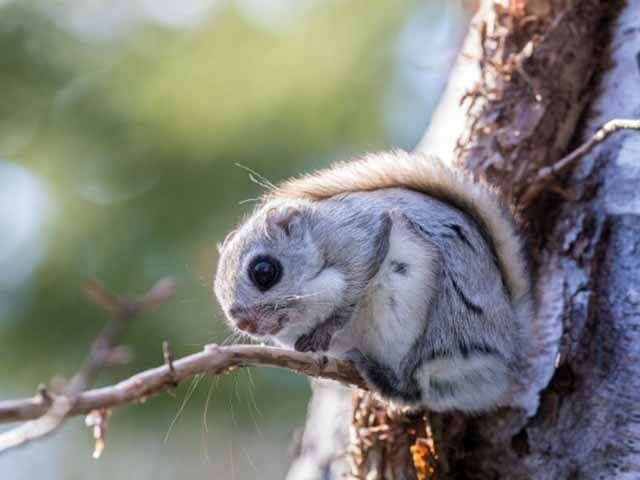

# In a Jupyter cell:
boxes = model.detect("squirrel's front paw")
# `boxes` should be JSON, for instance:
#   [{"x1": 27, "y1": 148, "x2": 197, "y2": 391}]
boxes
[
  {"x1": 294, "y1": 329, "x2": 332, "y2": 353},
  {"x1": 294, "y1": 333, "x2": 314, "y2": 352}
]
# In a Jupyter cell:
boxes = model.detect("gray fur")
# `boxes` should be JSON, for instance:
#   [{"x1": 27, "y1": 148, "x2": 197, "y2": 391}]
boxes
[{"x1": 215, "y1": 187, "x2": 526, "y2": 413}]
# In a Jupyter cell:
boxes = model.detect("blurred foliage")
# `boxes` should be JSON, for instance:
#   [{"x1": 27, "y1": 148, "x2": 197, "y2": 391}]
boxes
[{"x1": 0, "y1": 0, "x2": 420, "y2": 428}]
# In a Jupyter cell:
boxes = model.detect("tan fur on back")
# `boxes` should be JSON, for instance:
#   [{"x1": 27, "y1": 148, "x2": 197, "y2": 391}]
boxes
[{"x1": 269, "y1": 150, "x2": 528, "y2": 302}]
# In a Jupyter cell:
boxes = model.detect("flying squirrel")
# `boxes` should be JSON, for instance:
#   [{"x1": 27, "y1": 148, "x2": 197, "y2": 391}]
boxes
[{"x1": 214, "y1": 151, "x2": 559, "y2": 415}]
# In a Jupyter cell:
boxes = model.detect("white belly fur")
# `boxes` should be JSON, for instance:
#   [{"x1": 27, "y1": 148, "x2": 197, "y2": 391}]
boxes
[{"x1": 331, "y1": 212, "x2": 438, "y2": 370}]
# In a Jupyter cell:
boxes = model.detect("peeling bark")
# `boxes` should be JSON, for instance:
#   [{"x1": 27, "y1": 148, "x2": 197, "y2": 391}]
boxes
[{"x1": 288, "y1": 0, "x2": 640, "y2": 478}]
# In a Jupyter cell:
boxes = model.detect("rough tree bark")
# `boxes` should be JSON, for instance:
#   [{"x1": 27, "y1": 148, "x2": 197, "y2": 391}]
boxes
[{"x1": 287, "y1": 1, "x2": 640, "y2": 479}]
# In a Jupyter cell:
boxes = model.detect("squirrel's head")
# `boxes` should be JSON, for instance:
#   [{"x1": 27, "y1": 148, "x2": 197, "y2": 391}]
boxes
[{"x1": 214, "y1": 198, "x2": 346, "y2": 346}]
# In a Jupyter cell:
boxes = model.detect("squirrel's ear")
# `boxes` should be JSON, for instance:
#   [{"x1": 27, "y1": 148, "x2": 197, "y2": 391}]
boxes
[{"x1": 266, "y1": 205, "x2": 304, "y2": 239}]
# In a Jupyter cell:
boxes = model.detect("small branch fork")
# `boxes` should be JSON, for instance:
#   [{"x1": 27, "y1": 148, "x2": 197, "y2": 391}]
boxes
[
  {"x1": 0, "y1": 277, "x2": 177, "y2": 453},
  {"x1": 0, "y1": 278, "x2": 365, "y2": 456},
  {"x1": 518, "y1": 118, "x2": 640, "y2": 206}
]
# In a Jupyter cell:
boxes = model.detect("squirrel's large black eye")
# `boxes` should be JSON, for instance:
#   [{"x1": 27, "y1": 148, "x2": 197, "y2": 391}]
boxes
[{"x1": 248, "y1": 256, "x2": 282, "y2": 291}]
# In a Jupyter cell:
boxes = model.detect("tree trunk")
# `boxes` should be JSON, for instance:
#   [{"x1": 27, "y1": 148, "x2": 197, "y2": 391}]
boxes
[{"x1": 287, "y1": 1, "x2": 640, "y2": 478}]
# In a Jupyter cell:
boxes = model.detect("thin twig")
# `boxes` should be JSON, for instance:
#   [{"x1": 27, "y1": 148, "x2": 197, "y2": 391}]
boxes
[
  {"x1": 0, "y1": 277, "x2": 175, "y2": 452},
  {"x1": 519, "y1": 118, "x2": 640, "y2": 206},
  {"x1": 163, "y1": 341, "x2": 178, "y2": 387},
  {"x1": 0, "y1": 345, "x2": 365, "y2": 426}
]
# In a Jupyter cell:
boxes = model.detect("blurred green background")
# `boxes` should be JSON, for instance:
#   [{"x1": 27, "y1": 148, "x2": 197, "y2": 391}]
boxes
[{"x1": 0, "y1": 0, "x2": 468, "y2": 478}]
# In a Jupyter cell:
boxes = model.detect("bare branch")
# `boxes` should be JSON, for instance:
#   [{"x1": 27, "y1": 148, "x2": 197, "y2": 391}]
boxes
[
  {"x1": 0, "y1": 275, "x2": 364, "y2": 456},
  {"x1": 0, "y1": 345, "x2": 365, "y2": 424},
  {"x1": 0, "y1": 277, "x2": 175, "y2": 452},
  {"x1": 519, "y1": 118, "x2": 640, "y2": 206}
]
